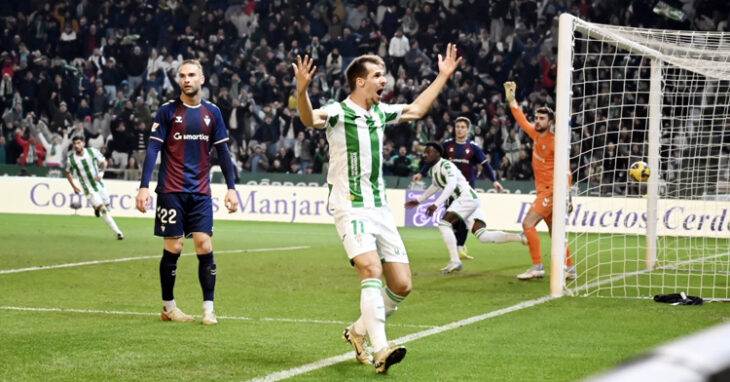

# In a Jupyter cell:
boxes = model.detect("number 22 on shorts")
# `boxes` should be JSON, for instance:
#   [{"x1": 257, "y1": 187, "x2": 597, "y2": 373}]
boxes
[{"x1": 157, "y1": 206, "x2": 178, "y2": 224}]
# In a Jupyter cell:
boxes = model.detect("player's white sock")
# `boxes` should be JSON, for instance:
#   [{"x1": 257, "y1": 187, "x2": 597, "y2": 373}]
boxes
[
  {"x1": 360, "y1": 278, "x2": 387, "y2": 352},
  {"x1": 163, "y1": 300, "x2": 177, "y2": 311},
  {"x1": 474, "y1": 228, "x2": 522, "y2": 243},
  {"x1": 353, "y1": 285, "x2": 403, "y2": 334},
  {"x1": 101, "y1": 208, "x2": 122, "y2": 235},
  {"x1": 382, "y1": 286, "x2": 405, "y2": 317},
  {"x1": 457, "y1": 245, "x2": 464, "y2": 252},
  {"x1": 202, "y1": 300, "x2": 214, "y2": 312},
  {"x1": 438, "y1": 220, "x2": 460, "y2": 263},
  {"x1": 352, "y1": 317, "x2": 367, "y2": 336}
]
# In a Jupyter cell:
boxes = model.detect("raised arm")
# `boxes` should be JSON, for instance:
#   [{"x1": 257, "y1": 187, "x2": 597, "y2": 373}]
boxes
[
  {"x1": 504, "y1": 81, "x2": 537, "y2": 139},
  {"x1": 400, "y1": 43, "x2": 463, "y2": 121},
  {"x1": 292, "y1": 55, "x2": 328, "y2": 129}
]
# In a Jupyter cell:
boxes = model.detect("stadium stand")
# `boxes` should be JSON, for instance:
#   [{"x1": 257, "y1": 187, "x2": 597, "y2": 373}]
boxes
[{"x1": 0, "y1": 0, "x2": 726, "y2": 184}]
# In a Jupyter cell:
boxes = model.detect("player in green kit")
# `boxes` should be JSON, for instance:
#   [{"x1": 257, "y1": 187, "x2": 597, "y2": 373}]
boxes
[
  {"x1": 65, "y1": 136, "x2": 124, "y2": 239},
  {"x1": 292, "y1": 43, "x2": 462, "y2": 373}
]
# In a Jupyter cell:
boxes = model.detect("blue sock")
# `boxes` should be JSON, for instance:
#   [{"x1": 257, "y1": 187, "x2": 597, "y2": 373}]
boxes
[
  {"x1": 160, "y1": 250, "x2": 180, "y2": 301},
  {"x1": 197, "y1": 252, "x2": 216, "y2": 301}
]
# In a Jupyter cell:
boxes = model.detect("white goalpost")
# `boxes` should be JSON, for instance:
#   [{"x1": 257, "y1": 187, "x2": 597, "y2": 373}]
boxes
[{"x1": 552, "y1": 13, "x2": 730, "y2": 299}]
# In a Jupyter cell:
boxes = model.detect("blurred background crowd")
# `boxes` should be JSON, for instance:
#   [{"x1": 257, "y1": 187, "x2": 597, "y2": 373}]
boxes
[{"x1": 0, "y1": 0, "x2": 726, "y2": 185}]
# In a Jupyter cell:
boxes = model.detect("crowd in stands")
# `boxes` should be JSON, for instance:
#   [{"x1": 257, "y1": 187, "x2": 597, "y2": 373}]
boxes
[{"x1": 0, "y1": 0, "x2": 726, "y2": 187}]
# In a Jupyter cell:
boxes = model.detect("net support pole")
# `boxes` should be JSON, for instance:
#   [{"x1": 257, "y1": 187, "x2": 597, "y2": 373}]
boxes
[
  {"x1": 646, "y1": 59, "x2": 662, "y2": 270},
  {"x1": 550, "y1": 13, "x2": 575, "y2": 297}
]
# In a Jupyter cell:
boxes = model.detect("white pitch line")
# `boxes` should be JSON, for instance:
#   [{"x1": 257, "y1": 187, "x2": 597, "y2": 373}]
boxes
[
  {"x1": 247, "y1": 250, "x2": 730, "y2": 381},
  {"x1": 0, "y1": 306, "x2": 435, "y2": 329},
  {"x1": 246, "y1": 295, "x2": 556, "y2": 382},
  {"x1": 0, "y1": 246, "x2": 310, "y2": 275},
  {"x1": 566, "y1": 251, "x2": 730, "y2": 296},
  {"x1": 248, "y1": 249, "x2": 730, "y2": 382}
]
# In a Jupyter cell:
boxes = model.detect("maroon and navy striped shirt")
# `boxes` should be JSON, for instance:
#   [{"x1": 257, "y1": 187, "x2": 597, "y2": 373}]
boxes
[{"x1": 149, "y1": 98, "x2": 229, "y2": 195}]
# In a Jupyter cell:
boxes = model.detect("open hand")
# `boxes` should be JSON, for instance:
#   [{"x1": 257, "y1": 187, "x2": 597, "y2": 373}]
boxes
[
  {"x1": 292, "y1": 55, "x2": 317, "y2": 95},
  {"x1": 437, "y1": 43, "x2": 463, "y2": 78},
  {"x1": 504, "y1": 81, "x2": 516, "y2": 103}
]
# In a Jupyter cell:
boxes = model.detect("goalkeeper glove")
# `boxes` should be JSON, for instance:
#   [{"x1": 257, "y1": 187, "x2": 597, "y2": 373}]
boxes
[{"x1": 504, "y1": 81, "x2": 516, "y2": 103}]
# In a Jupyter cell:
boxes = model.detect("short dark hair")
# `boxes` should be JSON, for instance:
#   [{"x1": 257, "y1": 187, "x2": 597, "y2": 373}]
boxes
[
  {"x1": 345, "y1": 55, "x2": 385, "y2": 90},
  {"x1": 536, "y1": 106, "x2": 554, "y2": 121},
  {"x1": 72, "y1": 135, "x2": 84, "y2": 142},
  {"x1": 425, "y1": 141, "x2": 443, "y2": 157}
]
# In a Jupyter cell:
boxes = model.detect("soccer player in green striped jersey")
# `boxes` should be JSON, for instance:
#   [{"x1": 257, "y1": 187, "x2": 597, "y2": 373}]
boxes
[
  {"x1": 65, "y1": 136, "x2": 124, "y2": 239},
  {"x1": 405, "y1": 143, "x2": 524, "y2": 273},
  {"x1": 293, "y1": 44, "x2": 462, "y2": 374}
]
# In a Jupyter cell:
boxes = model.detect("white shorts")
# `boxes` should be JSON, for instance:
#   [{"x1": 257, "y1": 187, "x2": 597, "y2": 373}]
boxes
[
  {"x1": 334, "y1": 206, "x2": 409, "y2": 264},
  {"x1": 85, "y1": 187, "x2": 110, "y2": 208},
  {"x1": 447, "y1": 198, "x2": 486, "y2": 230}
]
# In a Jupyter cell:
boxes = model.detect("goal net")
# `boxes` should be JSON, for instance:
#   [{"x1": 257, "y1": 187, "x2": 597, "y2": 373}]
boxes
[{"x1": 552, "y1": 14, "x2": 730, "y2": 300}]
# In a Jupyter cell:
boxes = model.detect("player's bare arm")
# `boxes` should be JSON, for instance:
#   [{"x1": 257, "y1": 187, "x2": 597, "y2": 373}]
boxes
[
  {"x1": 404, "y1": 200, "x2": 420, "y2": 209},
  {"x1": 66, "y1": 172, "x2": 80, "y2": 194},
  {"x1": 401, "y1": 43, "x2": 463, "y2": 121},
  {"x1": 406, "y1": 198, "x2": 437, "y2": 216},
  {"x1": 95, "y1": 160, "x2": 107, "y2": 181},
  {"x1": 136, "y1": 187, "x2": 150, "y2": 213},
  {"x1": 425, "y1": 204, "x2": 438, "y2": 216},
  {"x1": 292, "y1": 55, "x2": 327, "y2": 128}
]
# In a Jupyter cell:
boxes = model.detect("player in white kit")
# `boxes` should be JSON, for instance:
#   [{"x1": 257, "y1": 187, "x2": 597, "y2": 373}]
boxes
[
  {"x1": 65, "y1": 136, "x2": 124, "y2": 239},
  {"x1": 293, "y1": 44, "x2": 462, "y2": 374},
  {"x1": 406, "y1": 143, "x2": 525, "y2": 273}
]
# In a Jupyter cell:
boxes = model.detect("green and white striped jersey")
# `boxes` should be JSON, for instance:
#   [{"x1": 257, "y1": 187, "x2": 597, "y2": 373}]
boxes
[
  {"x1": 419, "y1": 158, "x2": 478, "y2": 206},
  {"x1": 65, "y1": 148, "x2": 106, "y2": 194},
  {"x1": 321, "y1": 98, "x2": 404, "y2": 210}
]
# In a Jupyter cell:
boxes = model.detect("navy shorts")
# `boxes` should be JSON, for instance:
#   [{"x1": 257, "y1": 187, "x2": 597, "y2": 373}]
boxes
[{"x1": 155, "y1": 193, "x2": 213, "y2": 238}]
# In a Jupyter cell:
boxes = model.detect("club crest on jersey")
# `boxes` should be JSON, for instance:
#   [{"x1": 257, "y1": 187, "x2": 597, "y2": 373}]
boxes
[
  {"x1": 204, "y1": 115, "x2": 211, "y2": 127},
  {"x1": 174, "y1": 116, "x2": 183, "y2": 124},
  {"x1": 542, "y1": 145, "x2": 546, "y2": 150},
  {"x1": 465, "y1": 148, "x2": 471, "y2": 154}
]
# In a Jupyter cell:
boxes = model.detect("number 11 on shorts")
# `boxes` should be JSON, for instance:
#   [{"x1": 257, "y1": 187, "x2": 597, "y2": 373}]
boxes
[{"x1": 351, "y1": 220, "x2": 364, "y2": 235}]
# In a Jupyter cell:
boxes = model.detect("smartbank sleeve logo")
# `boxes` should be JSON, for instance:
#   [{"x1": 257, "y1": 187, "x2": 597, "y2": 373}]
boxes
[{"x1": 173, "y1": 132, "x2": 209, "y2": 141}]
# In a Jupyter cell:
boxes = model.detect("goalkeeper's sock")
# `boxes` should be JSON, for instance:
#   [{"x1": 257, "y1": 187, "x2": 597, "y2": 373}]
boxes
[
  {"x1": 197, "y1": 252, "x2": 216, "y2": 301},
  {"x1": 524, "y1": 227, "x2": 542, "y2": 265},
  {"x1": 566, "y1": 245, "x2": 574, "y2": 267},
  {"x1": 160, "y1": 250, "x2": 180, "y2": 301},
  {"x1": 438, "y1": 220, "x2": 460, "y2": 263}
]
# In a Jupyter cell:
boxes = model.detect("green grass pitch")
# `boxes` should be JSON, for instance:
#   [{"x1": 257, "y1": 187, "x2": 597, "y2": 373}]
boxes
[{"x1": 1, "y1": 213, "x2": 728, "y2": 381}]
